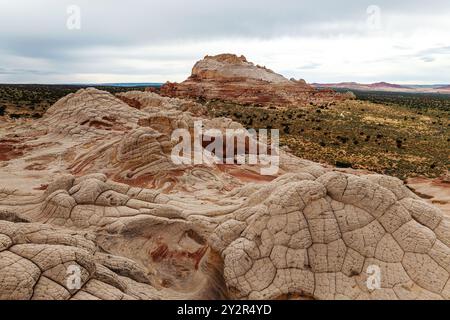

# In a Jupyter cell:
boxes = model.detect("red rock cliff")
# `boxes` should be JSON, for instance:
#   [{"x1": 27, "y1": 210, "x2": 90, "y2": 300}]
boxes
[{"x1": 161, "y1": 54, "x2": 350, "y2": 107}]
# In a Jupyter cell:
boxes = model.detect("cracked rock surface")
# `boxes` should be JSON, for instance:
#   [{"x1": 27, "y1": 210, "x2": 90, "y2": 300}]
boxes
[{"x1": 0, "y1": 88, "x2": 449, "y2": 300}]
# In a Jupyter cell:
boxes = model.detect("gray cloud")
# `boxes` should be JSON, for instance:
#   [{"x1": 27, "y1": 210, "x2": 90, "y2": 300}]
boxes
[
  {"x1": 295, "y1": 63, "x2": 322, "y2": 70},
  {"x1": 2, "y1": 0, "x2": 448, "y2": 43},
  {"x1": 0, "y1": 0, "x2": 449, "y2": 83},
  {"x1": 419, "y1": 46, "x2": 450, "y2": 56},
  {"x1": 420, "y1": 57, "x2": 435, "y2": 63},
  {"x1": 0, "y1": 68, "x2": 58, "y2": 75}
]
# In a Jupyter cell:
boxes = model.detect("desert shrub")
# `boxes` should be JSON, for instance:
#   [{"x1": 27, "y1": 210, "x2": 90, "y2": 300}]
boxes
[
  {"x1": 336, "y1": 136, "x2": 349, "y2": 144},
  {"x1": 0, "y1": 105, "x2": 5, "y2": 116},
  {"x1": 336, "y1": 161, "x2": 352, "y2": 168}
]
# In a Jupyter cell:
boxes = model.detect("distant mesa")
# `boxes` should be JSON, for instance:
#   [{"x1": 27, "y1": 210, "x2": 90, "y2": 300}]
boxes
[
  {"x1": 369, "y1": 82, "x2": 407, "y2": 89},
  {"x1": 313, "y1": 82, "x2": 408, "y2": 90},
  {"x1": 161, "y1": 53, "x2": 352, "y2": 107},
  {"x1": 313, "y1": 82, "x2": 450, "y2": 94},
  {"x1": 189, "y1": 53, "x2": 289, "y2": 84}
]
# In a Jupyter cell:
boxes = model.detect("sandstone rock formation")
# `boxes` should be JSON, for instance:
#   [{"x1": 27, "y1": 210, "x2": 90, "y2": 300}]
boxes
[
  {"x1": 1, "y1": 88, "x2": 450, "y2": 300},
  {"x1": 161, "y1": 54, "x2": 350, "y2": 107},
  {"x1": 407, "y1": 176, "x2": 450, "y2": 214}
]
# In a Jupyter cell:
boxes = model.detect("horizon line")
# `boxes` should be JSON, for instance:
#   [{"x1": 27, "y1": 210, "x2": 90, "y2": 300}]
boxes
[{"x1": 0, "y1": 81, "x2": 449, "y2": 86}]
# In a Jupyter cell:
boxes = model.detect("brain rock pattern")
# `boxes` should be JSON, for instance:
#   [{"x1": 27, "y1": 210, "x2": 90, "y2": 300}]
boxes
[
  {"x1": 211, "y1": 173, "x2": 450, "y2": 300},
  {"x1": 0, "y1": 88, "x2": 449, "y2": 300}
]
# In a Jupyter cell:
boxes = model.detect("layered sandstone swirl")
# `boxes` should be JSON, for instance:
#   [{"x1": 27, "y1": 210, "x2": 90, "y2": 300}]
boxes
[{"x1": 0, "y1": 55, "x2": 449, "y2": 300}]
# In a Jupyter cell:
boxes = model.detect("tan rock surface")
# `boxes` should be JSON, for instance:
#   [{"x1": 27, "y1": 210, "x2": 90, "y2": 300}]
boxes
[
  {"x1": 0, "y1": 88, "x2": 449, "y2": 300},
  {"x1": 407, "y1": 176, "x2": 450, "y2": 215}
]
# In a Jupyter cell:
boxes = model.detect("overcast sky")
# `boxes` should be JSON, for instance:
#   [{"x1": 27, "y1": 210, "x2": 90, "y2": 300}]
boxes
[{"x1": 1, "y1": 0, "x2": 449, "y2": 84}]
